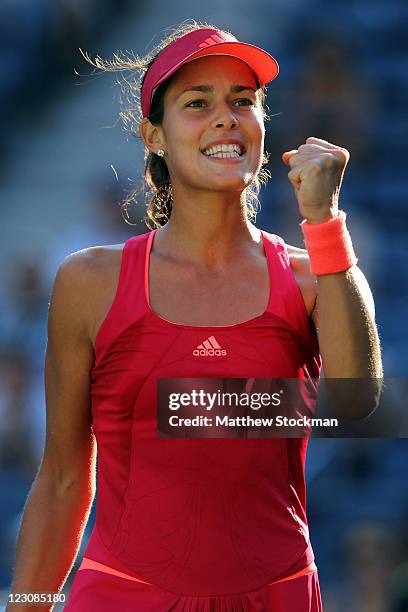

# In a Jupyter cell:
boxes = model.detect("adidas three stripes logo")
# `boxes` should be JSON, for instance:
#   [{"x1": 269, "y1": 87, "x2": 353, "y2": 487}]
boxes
[
  {"x1": 198, "y1": 34, "x2": 226, "y2": 48},
  {"x1": 193, "y1": 335, "x2": 227, "y2": 357}
]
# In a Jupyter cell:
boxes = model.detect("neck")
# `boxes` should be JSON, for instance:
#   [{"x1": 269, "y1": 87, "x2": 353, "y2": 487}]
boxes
[{"x1": 154, "y1": 186, "x2": 261, "y2": 268}]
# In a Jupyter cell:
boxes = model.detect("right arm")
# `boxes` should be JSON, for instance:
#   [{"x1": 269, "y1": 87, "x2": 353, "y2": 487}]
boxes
[{"x1": 6, "y1": 251, "x2": 98, "y2": 611}]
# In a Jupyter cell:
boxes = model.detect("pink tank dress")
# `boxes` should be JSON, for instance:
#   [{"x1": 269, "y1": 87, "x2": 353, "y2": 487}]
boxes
[{"x1": 64, "y1": 229, "x2": 323, "y2": 611}]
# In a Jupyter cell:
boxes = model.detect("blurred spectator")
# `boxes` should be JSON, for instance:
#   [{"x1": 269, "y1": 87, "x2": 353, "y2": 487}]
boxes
[
  {"x1": 43, "y1": 174, "x2": 144, "y2": 286},
  {"x1": 260, "y1": 29, "x2": 380, "y2": 243},
  {"x1": 0, "y1": 0, "x2": 134, "y2": 163},
  {"x1": 342, "y1": 522, "x2": 395, "y2": 612},
  {"x1": 390, "y1": 558, "x2": 408, "y2": 611},
  {"x1": 0, "y1": 253, "x2": 48, "y2": 374},
  {"x1": 271, "y1": 31, "x2": 379, "y2": 166},
  {"x1": 0, "y1": 348, "x2": 39, "y2": 479},
  {"x1": 389, "y1": 499, "x2": 408, "y2": 609},
  {"x1": 0, "y1": 1, "x2": 54, "y2": 109},
  {"x1": 321, "y1": 521, "x2": 397, "y2": 612}
]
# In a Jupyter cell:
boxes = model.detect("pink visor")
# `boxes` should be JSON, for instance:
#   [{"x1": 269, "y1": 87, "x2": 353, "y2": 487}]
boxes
[{"x1": 141, "y1": 28, "x2": 279, "y2": 117}]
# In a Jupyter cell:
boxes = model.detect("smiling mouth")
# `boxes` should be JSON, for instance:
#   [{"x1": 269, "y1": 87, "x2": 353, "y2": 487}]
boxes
[{"x1": 202, "y1": 143, "x2": 246, "y2": 159}]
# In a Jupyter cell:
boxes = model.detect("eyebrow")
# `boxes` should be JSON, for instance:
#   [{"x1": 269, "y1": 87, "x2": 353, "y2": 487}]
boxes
[{"x1": 177, "y1": 84, "x2": 257, "y2": 98}]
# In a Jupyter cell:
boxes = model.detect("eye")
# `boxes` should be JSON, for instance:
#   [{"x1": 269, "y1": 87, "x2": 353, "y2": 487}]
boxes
[
  {"x1": 185, "y1": 99, "x2": 206, "y2": 108},
  {"x1": 234, "y1": 98, "x2": 256, "y2": 107}
]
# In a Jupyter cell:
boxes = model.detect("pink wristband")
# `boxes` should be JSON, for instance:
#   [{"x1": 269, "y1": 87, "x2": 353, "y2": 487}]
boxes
[{"x1": 300, "y1": 210, "x2": 358, "y2": 275}]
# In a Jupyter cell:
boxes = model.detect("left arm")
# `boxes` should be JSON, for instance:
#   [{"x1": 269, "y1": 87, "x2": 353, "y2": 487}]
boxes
[
  {"x1": 311, "y1": 265, "x2": 382, "y2": 379},
  {"x1": 312, "y1": 266, "x2": 383, "y2": 418},
  {"x1": 284, "y1": 137, "x2": 383, "y2": 417},
  {"x1": 292, "y1": 252, "x2": 382, "y2": 380}
]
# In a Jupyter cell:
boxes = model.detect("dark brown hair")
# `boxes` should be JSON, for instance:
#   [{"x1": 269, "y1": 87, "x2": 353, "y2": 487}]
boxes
[{"x1": 81, "y1": 20, "x2": 270, "y2": 229}]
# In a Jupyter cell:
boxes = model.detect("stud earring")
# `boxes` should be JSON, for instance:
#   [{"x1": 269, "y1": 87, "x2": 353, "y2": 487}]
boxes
[{"x1": 156, "y1": 149, "x2": 165, "y2": 157}]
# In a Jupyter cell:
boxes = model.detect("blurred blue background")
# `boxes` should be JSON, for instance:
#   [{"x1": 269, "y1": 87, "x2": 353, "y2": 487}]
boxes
[{"x1": 0, "y1": 1, "x2": 407, "y2": 610}]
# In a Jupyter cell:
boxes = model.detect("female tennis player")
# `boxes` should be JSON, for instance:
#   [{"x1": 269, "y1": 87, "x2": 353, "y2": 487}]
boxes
[{"x1": 7, "y1": 22, "x2": 382, "y2": 612}]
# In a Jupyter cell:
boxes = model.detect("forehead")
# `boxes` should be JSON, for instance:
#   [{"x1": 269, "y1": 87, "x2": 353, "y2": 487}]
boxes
[{"x1": 168, "y1": 55, "x2": 259, "y2": 91}]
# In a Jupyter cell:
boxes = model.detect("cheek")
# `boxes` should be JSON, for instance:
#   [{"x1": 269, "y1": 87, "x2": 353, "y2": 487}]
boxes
[
  {"x1": 166, "y1": 122, "x2": 203, "y2": 161},
  {"x1": 166, "y1": 135, "x2": 202, "y2": 182},
  {"x1": 245, "y1": 113, "x2": 264, "y2": 147},
  {"x1": 162, "y1": 118, "x2": 198, "y2": 174},
  {"x1": 250, "y1": 128, "x2": 265, "y2": 165}
]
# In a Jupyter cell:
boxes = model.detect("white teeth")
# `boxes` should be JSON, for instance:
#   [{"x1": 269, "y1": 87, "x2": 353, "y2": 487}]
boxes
[
  {"x1": 203, "y1": 143, "x2": 243, "y2": 156},
  {"x1": 207, "y1": 151, "x2": 240, "y2": 159}
]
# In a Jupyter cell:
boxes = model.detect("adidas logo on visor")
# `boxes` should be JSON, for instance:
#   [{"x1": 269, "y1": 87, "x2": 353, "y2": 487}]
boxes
[
  {"x1": 198, "y1": 34, "x2": 226, "y2": 48},
  {"x1": 193, "y1": 335, "x2": 227, "y2": 357}
]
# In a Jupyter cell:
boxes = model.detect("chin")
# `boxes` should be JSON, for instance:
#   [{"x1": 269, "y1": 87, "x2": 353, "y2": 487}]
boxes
[{"x1": 206, "y1": 171, "x2": 255, "y2": 191}]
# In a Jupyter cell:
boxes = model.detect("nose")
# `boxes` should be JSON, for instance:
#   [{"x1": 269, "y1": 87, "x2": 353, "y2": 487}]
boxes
[{"x1": 211, "y1": 103, "x2": 239, "y2": 130}]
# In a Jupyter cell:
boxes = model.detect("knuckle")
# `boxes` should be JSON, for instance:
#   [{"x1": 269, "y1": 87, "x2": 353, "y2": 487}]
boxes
[
  {"x1": 308, "y1": 159, "x2": 322, "y2": 173},
  {"x1": 339, "y1": 148, "x2": 350, "y2": 162},
  {"x1": 321, "y1": 154, "x2": 338, "y2": 170}
]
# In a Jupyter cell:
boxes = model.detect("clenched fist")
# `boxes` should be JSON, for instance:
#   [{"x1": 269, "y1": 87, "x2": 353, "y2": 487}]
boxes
[{"x1": 282, "y1": 136, "x2": 350, "y2": 224}]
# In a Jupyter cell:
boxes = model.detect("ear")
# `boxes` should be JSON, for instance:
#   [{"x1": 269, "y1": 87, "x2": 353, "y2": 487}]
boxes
[{"x1": 139, "y1": 118, "x2": 166, "y2": 154}]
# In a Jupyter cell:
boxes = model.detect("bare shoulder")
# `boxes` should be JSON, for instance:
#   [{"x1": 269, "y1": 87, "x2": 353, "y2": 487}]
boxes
[
  {"x1": 58, "y1": 243, "x2": 126, "y2": 347},
  {"x1": 58, "y1": 243, "x2": 125, "y2": 307},
  {"x1": 285, "y1": 244, "x2": 317, "y2": 318},
  {"x1": 62, "y1": 243, "x2": 125, "y2": 274}
]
